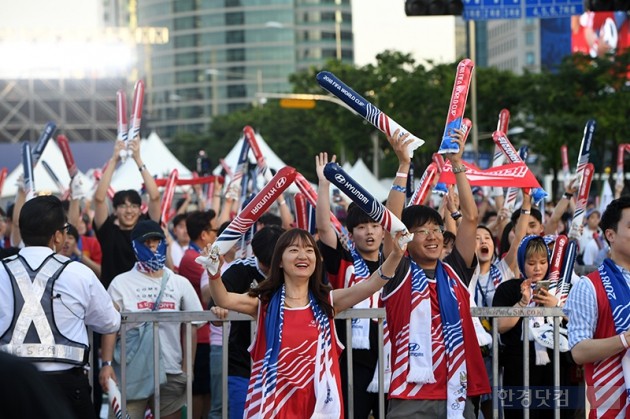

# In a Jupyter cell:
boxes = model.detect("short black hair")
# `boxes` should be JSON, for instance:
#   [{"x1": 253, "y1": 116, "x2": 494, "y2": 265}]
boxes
[
  {"x1": 185, "y1": 210, "x2": 216, "y2": 241},
  {"x1": 171, "y1": 213, "x2": 187, "y2": 228},
  {"x1": 258, "y1": 212, "x2": 282, "y2": 227},
  {"x1": 251, "y1": 225, "x2": 285, "y2": 267},
  {"x1": 20, "y1": 196, "x2": 66, "y2": 247},
  {"x1": 443, "y1": 230, "x2": 456, "y2": 247},
  {"x1": 112, "y1": 190, "x2": 141, "y2": 208},
  {"x1": 402, "y1": 205, "x2": 443, "y2": 231},
  {"x1": 481, "y1": 211, "x2": 497, "y2": 226},
  {"x1": 346, "y1": 203, "x2": 378, "y2": 233},
  {"x1": 600, "y1": 196, "x2": 630, "y2": 245},
  {"x1": 66, "y1": 224, "x2": 79, "y2": 242}
]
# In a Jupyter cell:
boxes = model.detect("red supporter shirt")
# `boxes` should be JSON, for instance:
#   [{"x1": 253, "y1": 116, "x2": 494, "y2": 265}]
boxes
[{"x1": 178, "y1": 247, "x2": 210, "y2": 344}]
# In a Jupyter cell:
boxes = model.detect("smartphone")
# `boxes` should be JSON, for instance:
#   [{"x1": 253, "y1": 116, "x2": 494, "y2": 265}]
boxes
[{"x1": 534, "y1": 280, "x2": 551, "y2": 294}]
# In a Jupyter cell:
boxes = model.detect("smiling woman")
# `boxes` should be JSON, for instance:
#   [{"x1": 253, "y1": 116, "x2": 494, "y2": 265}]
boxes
[{"x1": 204, "y1": 228, "x2": 406, "y2": 418}]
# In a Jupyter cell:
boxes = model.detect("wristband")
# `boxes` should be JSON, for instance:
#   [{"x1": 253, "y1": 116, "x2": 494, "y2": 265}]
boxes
[
  {"x1": 621, "y1": 333, "x2": 629, "y2": 349},
  {"x1": 377, "y1": 266, "x2": 394, "y2": 281},
  {"x1": 391, "y1": 184, "x2": 406, "y2": 193},
  {"x1": 279, "y1": 200, "x2": 287, "y2": 206},
  {"x1": 520, "y1": 209, "x2": 531, "y2": 215},
  {"x1": 102, "y1": 360, "x2": 113, "y2": 367},
  {"x1": 563, "y1": 192, "x2": 573, "y2": 200},
  {"x1": 452, "y1": 165, "x2": 467, "y2": 174},
  {"x1": 209, "y1": 272, "x2": 221, "y2": 281},
  {"x1": 451, "y1": 211, "x2": 462, "y2": 221},
  {"x1": 517, "y1": 301, "x2": 528, "y2": 308},
  {"x1": 396, "y1": 172, "x2": 408, "y2": 179},
  {"x1": 138, "y1": 164, "x2": 147, "y2": 172}
]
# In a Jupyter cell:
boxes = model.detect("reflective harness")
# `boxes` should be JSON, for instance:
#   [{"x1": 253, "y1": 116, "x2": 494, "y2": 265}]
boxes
[{"x1": 0, "y1": 254, "x2": 88, "y2": 365}]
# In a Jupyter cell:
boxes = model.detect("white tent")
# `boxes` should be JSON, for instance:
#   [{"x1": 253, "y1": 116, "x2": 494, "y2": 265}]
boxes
[
  {"x1": 346, "y1": 158, "x2": 389, "y2": 202},
  {"x1": 2, "y1": 140, "x2": 94, "y2": 198},
  {"x1": 214, "y1": 132, "x2": 303, "y2": 193},
  {"x1": 110, "y1": 132, "x2": 192, "y2": 192}
]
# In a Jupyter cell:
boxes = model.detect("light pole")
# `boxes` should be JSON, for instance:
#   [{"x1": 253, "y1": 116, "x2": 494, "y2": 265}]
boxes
[{"x1": 335, "y1": 0, "x2": 343, "y2": 60}]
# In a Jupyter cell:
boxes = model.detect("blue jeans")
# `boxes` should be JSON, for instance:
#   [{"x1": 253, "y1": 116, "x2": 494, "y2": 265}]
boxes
[
  {"x1": 227, "y1": 375, "x2": 249, "y2": 419},
  {"x1": 209, "y1": 345, "x2": 223, "y2": 419}
]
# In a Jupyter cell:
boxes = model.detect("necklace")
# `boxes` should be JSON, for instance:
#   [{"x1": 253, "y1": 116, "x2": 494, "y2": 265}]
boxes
[{"x1": 286, "y1": 295, "x2": 307, "y2": 299}]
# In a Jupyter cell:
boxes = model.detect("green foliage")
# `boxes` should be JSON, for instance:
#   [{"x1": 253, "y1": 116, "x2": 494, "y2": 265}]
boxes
[{"x1": 167, "y1": 49, "x2": 630, "y2": 187}]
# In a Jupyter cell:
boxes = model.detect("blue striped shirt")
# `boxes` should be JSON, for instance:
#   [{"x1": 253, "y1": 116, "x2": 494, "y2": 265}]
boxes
[{"x1": 564, "y1": 264, "x2": 630, "y2": 349}]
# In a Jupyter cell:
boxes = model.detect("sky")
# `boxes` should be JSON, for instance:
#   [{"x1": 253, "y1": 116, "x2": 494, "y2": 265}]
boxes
[
  {"x1": 0, "y1": 0, "x2": 456, "y2": 67},
  {"x1": 352, "y1": 0, "x2": 457, "y2": 66}
]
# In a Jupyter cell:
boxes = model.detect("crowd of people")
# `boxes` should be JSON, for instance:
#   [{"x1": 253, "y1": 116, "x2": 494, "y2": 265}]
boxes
[{"x1": 0, "y1": 126, "x2": 629, "y2": 419}]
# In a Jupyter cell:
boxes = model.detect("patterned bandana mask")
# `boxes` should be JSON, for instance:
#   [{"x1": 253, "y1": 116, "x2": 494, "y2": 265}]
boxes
[{"x1": 132, "y1": 239, "x2": 167, "y2": 273}]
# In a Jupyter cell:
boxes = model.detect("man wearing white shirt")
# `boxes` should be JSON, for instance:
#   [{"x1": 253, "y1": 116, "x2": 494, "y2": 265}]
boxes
[{"x1": 0, "y1": 196, "x2": 120, "y2": 419}]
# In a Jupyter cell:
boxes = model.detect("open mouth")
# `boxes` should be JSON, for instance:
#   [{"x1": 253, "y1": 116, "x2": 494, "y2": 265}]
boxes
[{"x1": 479, "y1": 245, "x2": 490, "y2": 256}]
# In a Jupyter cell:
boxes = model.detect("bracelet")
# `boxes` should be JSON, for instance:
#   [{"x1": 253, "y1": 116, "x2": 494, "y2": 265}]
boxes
[
  {"x1": 377, "y1": 266, "x2": 395, "y2": 281},
  {"x1": 517, "y1": 301, "x2": 528, "y2": 308},
  {"x1": 138, "y1": 164, "x2": 147, "y2": 172},
  {"x1": 102, "y1": 360, "x2": 113, "y2": 367},
  {"x1": 391, "y1": 184, "x2": 406, "y2": 193},
  {"x1": 520, "y1": 209, "x2": 531, "y2": 215},
  {"x1": 396, "y1": 172, "x2": 408, "y2": 179},
  {"x1": 279, "y1": 200, "x2": 286, "y2": 206},
  {"x1": 563, "y1": 192, "x2": 573, "y2": 199},
  {"x1": 621, "y1": 333, "x2": 629, "y2": 349},
  {"x1": 209, "y1": 272, "x2": 221, "y2": 281},
  {"x1": 213, "y1": 194, "x2": 222, "y2": 198},
  {"x1": 452, "y1": 165, "x2": 467, "y2": 174},
  {"x1": 451, "y1": 211, "x2": 462, "y2": 220}
]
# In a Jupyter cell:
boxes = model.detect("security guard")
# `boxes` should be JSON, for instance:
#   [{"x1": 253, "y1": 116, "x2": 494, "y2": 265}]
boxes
[{"x1": 0, "y1": 195, "x2": 120, "y2": 419}]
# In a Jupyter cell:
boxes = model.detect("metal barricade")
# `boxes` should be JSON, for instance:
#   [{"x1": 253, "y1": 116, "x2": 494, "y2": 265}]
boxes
[
  {"x1": 113, "y1": 306, "x2": 570, "y2": 419},
  {"x1": 471, "y1": 306, "x2": 567, "y2": 419}
]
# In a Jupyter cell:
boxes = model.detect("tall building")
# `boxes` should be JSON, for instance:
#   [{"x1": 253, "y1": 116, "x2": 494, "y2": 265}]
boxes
[
  {"x1": 485, "y1": 17, "x2": 571, "y2": 74},
  {"x1": 135, "y1": 0, "x2": 354, "y2": 138}
]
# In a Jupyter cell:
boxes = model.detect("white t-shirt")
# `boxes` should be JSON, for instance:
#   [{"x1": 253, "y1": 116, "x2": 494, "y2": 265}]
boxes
[
  {"x1": 469, "y1": 258, "x2": 515, "y2": 308},
  {"x1": 108, "y1": 267, "x2": 204, "y2": 374},
  {"x1": 577, "y1": 227, "x2": 600, "y2": 256}
]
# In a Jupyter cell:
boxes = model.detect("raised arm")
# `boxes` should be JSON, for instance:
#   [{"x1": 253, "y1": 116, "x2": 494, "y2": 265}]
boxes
[
  {"x1": 447, "y1": 130, "x2": 478, "y2": 267},
  {"x1": 128, "y1": 138, "x2": 161, "y2": 222},
  {"x1": 383, "y1": 130, "x2": 413, "y2": 258},
  {"x1": 315, "y1": 152, "x2": 337, "y2": 249},
  {"x1": 333, "y1": 231, "x2": 406, "y2": 313},
  {"x1": 278, "y1": 193, "x2": 294, "y2": 230},
  {"x1": 94, "y1": 141, "x2": 124, "y2": 230},
  {"x1": 503, "y1": 189, "x2": 531, "y2": 275},
  {"x1": 204, "y1": 254, "x2": 258, "y2": 317},
  {"x1": 544, "y1": 178, "x2": 578, "y2": 235}
]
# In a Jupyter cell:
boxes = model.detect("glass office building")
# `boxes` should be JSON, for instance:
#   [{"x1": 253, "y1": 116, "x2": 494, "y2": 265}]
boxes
[{"x1": 137, "y1": 0, "x2": 354, "y2": 138}]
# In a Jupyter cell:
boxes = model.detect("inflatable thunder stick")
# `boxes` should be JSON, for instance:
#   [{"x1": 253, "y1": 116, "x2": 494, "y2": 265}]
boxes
[
  {"x1": 323, "y1": 162, "x2": 413, "y2": 247},
  {"x1": 56, "y1": 134, "x2": 79, "y2": 179},
  {"x1": 438, "y1": 59, "x2": 474, "y2": 154},
  {"x1": 196, "y1": 166, "x2": 297, "y2": 274},
  {"x1": 160, "y1": 169, "x2": 179, "y2": 228},
  {"x1": 22, "y1": 142, "x2": 35, "y2": 201},
  {"x1": 316, "y1": 71, "x2": 424, "y2": 157},
  {"x1": 31, "y1": 122, "x2": 56, "y2": 166}
]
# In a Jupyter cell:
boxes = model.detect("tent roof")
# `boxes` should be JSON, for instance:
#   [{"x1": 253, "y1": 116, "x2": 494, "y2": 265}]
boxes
[
  {"x1": 1, "y1": 132, "x2": 192, "y2": 198},
  {"x1": 110, "y1": 132, "x2": 192, "y2": 192},
  {"x1": 214, "y1": 132, "x2": 303, "y2": 193},
  {"x1": 2, "y1": 139, "x2": 95, "y2": 198}
]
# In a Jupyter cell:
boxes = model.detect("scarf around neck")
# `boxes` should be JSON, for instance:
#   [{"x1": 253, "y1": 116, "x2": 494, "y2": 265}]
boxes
[
  {"x1": 406, "y1": 259, "x2": 468, "y2": 417},
  {"x1": 245, "y1": 285, "x2": 341, "y2": 418}
]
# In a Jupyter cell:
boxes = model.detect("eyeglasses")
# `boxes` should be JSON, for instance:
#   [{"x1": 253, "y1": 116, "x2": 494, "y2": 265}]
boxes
[
  {"x1": 60, "y1": 223, "x2": 70, "y2": 233},
  {"x1": 206, "y1": 228, "x2": 219, "y2": 234},
  {"x1": 117, "y1": 203, "x2": 140, "y2": 210},
  {"x1": 411, "y1": 226, "x2": 445, "y2": 237}
]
